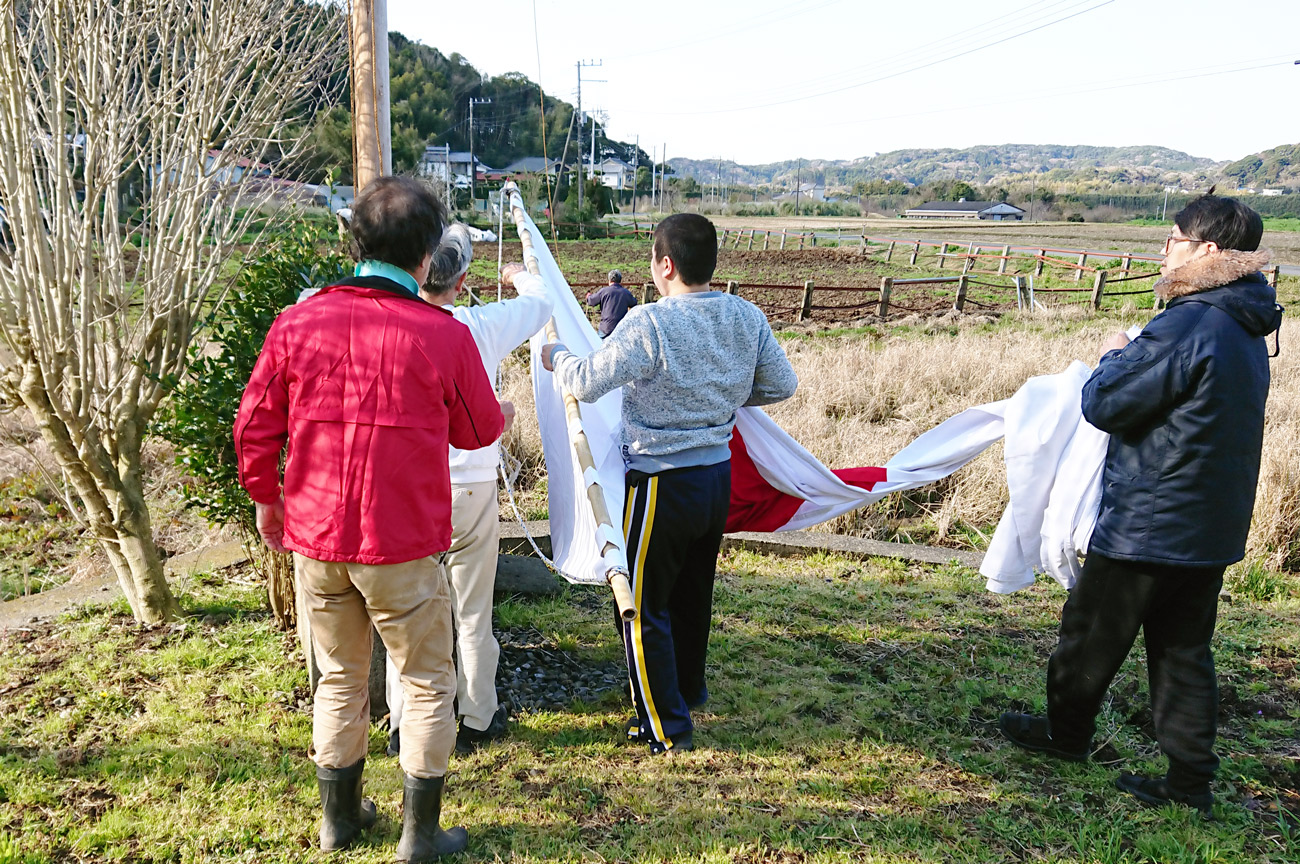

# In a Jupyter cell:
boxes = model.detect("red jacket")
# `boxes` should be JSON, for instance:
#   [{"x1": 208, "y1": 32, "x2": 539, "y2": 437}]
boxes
[{"x1": 234, "y1": 278, "x2": 504, "y2": 564}]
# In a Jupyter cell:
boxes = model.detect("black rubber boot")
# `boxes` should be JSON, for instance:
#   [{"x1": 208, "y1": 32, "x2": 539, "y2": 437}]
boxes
[
  {"x1": 316, "y1": 758, "x2": 378, "y2": 851},
  {"x1": 396, "y1": 774, "x2": 469, "y2": 861}
]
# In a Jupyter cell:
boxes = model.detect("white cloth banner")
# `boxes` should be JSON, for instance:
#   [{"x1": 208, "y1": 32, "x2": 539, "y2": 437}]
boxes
[{"x1": 513, "y1": 201, "x2": 1111, "y2": 593}]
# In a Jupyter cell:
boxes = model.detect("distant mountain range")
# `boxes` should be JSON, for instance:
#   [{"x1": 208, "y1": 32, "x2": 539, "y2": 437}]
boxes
[
  {"x1": 1220, "y1": 144, "x2": 1300, "y2": 189},
  {"x1": 667, "y1": 144, "x2": 1278, "y2": 192}
]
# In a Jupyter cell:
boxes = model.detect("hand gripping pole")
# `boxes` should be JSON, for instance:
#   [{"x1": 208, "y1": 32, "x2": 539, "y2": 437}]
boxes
[{"x1": 503, "y1": 183, "x2": 637, "y2": 622}]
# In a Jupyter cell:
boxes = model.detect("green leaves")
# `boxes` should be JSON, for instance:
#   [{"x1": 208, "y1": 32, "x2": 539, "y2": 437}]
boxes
[{"x1": 154, "y1": 222, "x2": 350, "y2": 537}]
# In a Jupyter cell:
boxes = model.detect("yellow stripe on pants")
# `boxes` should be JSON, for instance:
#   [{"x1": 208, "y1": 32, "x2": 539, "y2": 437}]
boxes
[{"x1": 628, "y1": 477, "x2": 670, "y2": 747}]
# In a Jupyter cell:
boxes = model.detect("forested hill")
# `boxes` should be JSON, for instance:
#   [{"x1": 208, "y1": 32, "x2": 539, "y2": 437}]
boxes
[
  {"x1": 1220, "y1": 144, "x2": 1300, "y2": 189},
  {"x1": 297, "y1": 31, "x2": 645, "y2": 184},
  {"x1": 669, "y1": 145, "x2": 1222, "y2": 191}
]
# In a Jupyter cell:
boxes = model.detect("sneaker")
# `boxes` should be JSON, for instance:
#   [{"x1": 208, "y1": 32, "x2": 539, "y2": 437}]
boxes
[
  {"x1": 998, "y1": 712, "x2": 1090, "y2": 762},
  {"x1": 455, "y1": 705, "x2": 508, "y2": 754},
  {"x1": 648, "y1": 732, "x2": 693, "y2": 756},
  {"x1": 386, "y1": 728, "x2": 400, "y2": 758},
  {"x1": 624, "y1": 716, "x2": 647, "y2": 744},
  {"x1": 1115, "y1": 773, "x2": 1214, "y2": 818}
]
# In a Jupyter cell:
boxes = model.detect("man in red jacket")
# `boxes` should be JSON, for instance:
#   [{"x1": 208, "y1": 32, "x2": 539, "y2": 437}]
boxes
[{"x1": 235, "y1": 177, "x2": 507, "y2": 861}]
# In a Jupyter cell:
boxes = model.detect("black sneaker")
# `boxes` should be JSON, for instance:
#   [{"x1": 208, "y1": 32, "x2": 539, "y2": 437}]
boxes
[
  {"x1": 455, "y1": 705, "x2": 508, "y2": 755},
  {"x1": 624, "y1": 716, "x2": 647, "y2": 744},
  {"x1": 999, "y1": 712, "x2": 1090, "y2": 762},
  {"x1": 648, "y1": 732, "x2": 693, "y2": 756},
  {"x1": 386, "y1": 727, "x2": 400, "y2": 758},
  {"x1": 1115, "y1": 773, "x2": 1214, "y2": 818}
]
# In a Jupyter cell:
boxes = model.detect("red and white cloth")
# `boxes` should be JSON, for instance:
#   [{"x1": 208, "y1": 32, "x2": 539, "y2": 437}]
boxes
[{"x1": 515, "y1": 205, "x2": 1107, "y2": 593}]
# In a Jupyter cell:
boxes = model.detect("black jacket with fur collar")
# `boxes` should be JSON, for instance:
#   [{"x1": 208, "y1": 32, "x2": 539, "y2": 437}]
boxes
[{"x1": 1081, "y1": 249, "x2": 1282, "y2": 567}]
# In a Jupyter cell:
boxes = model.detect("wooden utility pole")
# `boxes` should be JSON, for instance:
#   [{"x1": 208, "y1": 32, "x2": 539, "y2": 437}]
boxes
[{"x1": 349, "y1": 0, "x2": 391, "y2": 194}]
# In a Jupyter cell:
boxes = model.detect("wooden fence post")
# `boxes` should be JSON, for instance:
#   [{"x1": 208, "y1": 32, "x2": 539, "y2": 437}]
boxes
[
  {"x1": 1075, "y1": 252, "x2": 1087, "y2": 282},
  {"x1": 885, "y1": 240, "x2": 895, "y2": 262},
  {"x1": 641, "y1": 283, "x2": 654, "y2": 304},
  {"x1": 1014, "y1": 275, "x2": 1025, "y2": 310},
  {"x1": 836, "y1": 227, "x2": 842, "y2": 246},
  {"x1": 962, "y1": 242, "x2": 975, "y2": 274},
  {"x1": 1091, "y1": 270, "x2": 1107, "y2": 310},
  {"x1": 811, "y1": 232, "x2": 817, "y2": 248},
  {"x1": 1034, "y1": 249, "x2": 1046, "y2": 277},
  {"x1": 936, "y1": 243, "x2": 947, "y2": 269},
  {"x1": 909, "y1": 241, "x2": 920, "y2": 265},
  {"x1": 955, "y1": 275, "x2": 969, "y2": 312},
  {"x1": 718, "y1": 229, "x2": 727, "y2": 249},
  {"x1": 733, "y1": 230, "x2": 743, "y2": 250},
  {"x1": 779, "y1": 231, "x2": 787, "y2": 250},
  {"x1": 860, "y1": 233, "x2": 868, "y2": 254},
  {"x1": 746, "y1": 230, "x2": 755, "y2": 250},
  {"x1": 799, "y1": 280, "x2": 815, "y2": 321},
  {"x1": 763, "y1": 231, "x2": 770, "y2": 250},
  {"x1": 1271, "y1": 265, "x2": 1281, "y2": 288},
  {"x1": 798, "y1": 233, "x2": 805, "y2": 250},
  {"x1": 727, "y1": 280, "x2": 740, "y2": 295},
  {"x1": 998, "y1": 244, "x2": 1010, "y2": 275},
  {"x1": 1121, "y1": 253, "x2": 1132, "y2": 276},
  {"x1": 877, "y1": 277, "x2": 893, "y2": 317}
]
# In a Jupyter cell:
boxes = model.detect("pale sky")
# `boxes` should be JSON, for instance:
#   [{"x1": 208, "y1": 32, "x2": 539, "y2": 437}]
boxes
[{"x1": 387, "y1": 0, "x2": 1299, "y2": 165}]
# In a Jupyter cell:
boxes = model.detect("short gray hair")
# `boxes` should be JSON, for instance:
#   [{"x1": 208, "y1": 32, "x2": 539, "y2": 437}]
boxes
[
  {"x1": 429, "y1": 223, "x2": 474, "y2": 292},
  {"x1": 608, "y1": 269, "x2": 622, "y2": 284}
]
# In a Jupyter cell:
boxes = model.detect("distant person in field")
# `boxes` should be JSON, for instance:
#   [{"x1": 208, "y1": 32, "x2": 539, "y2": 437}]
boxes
[
  {"x1": 586, "y1": 269, "x2": 637, "y2": 337},
  {"x1": 385, "y1": 224, "x2": 553, "y2": 759},
  {"x1": 235, "y1": 177, "x2": 507, "y2": 860},
  {"x1": 541, "y1": 214, "x2": 798, "y2": 755},
  {"x1": 999, "y1": 192, "x2": 1281, "y2": 818}
]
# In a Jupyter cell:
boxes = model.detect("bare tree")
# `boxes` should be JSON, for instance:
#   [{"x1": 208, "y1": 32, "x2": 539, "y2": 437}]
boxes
[{"x1": 0, "y1": 0, "x2": 344, "y2": 623}]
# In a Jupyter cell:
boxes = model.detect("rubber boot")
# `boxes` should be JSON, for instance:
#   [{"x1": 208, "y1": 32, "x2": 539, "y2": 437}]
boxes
[
  {"x1": 316, "y1": 758, "x2": 378, "y2": 852},
  {"x1": 395, "y1": 774, "x2": 469, "y2": 861}
]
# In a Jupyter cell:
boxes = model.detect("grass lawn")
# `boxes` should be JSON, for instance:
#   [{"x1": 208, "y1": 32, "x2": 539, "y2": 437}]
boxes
[{"x1": 1, "y1": 550, "x2": 1296, "y2": 863}]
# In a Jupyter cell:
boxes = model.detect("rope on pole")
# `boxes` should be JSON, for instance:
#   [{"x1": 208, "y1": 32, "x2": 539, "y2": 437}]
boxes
[{"x1": 502, "y1": 182, "x2": 637, "y2": 622}]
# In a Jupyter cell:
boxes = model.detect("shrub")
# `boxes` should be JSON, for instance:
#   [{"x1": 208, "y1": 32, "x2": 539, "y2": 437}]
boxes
[{"x1": 155, "y1": 219, "x2": 351, "y2": 624}]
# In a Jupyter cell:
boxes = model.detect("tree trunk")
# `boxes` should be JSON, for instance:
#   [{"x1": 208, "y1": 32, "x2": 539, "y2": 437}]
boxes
[{"x1": 102, "y1": 509, "x2": 182, "y2": 624}]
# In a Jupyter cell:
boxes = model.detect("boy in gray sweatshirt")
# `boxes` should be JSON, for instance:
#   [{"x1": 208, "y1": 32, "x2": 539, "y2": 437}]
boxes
[{"x1": 542, "y1": 213, "x2": 797, "y2": 754}]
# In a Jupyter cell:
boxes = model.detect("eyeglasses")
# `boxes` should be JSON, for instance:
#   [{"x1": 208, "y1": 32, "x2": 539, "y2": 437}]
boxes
[{"x1": 1164, "y1": 232, "x2": 1206, "y2": 253}]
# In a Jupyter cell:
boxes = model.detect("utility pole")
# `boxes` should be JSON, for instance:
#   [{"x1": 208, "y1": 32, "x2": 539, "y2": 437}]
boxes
[
  {"x1": 650, "y1": 144, "x2": 657, "y2": 213},
  {"x1": 349, "y1": 0, "x2": 391, "y2": 193},
  {"x1": 660, "y1": 143, "x2": 666, "y2": 212},
  {"x1": 631, "y1": 134, "x2": 639, "y2": 221},
  {"x1": 1030, "y1": 176, "x2": 1035, "y2": 222},
  {"x1": 468, "y1": 96, "x2": 491, "y2": 210},
  {"x1": 1162, "y1": 186, "x2": 1171, "y2": 221},
  {"x1": 795, "y1": 158, "x2": 802, "y2": 216},
  {"x1": 574, "y1": 59, "x2": 603, "y2": 222}
]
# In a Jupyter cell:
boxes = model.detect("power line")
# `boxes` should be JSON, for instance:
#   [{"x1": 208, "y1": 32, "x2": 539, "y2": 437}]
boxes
[
  {"x1": 815, "y1": 56, "x2": 1296, "y2": 130},
  {"x1": 616, "y1": 0, "x2": 1115, "y2": 116}
]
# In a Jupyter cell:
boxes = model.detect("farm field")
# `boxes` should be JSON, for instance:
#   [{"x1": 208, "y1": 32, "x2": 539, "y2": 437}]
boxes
[{"x1": 697, "y1": 217, "x2": 1300, "y2": 264}]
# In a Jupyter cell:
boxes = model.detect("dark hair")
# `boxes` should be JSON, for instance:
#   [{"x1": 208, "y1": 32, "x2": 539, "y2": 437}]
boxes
[
  {"x1": 653, "y1": 214, "x2": 718, "y2": 286},
  {"x1": 1175, "y1": 193, "x2": 1263, "y2": 252},
  {"x1": 349, "y1": 176, "x2": 447, "y2": 270}
]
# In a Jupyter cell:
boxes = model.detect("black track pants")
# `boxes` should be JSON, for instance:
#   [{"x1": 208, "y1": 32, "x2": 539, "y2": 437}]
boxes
[
  {"x1": 1047, "y1": 552, "x2": 1224, "y2": 793},
  {"x1": 620, "y1": 462, "x2": 731, "y2": 749}
]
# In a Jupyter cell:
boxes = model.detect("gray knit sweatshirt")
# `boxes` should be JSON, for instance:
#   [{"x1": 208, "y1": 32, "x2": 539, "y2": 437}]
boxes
[{"x1": 551, "y1": 291, "x2": 798, "y2": 472}]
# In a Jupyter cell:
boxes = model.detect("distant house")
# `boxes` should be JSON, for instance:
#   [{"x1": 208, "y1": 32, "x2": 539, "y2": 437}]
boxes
[
  {"x1": 590, "y1": 157, "x2": 633, "y2": 190},
  {"x1": 503, "y1": 156, "x2": 561, "y2": 177},
  {"x1": 904, "y1": 199, "x2": 1026, "y2": 221},
  {"x1": 775, "y1": 182, "x2": 829, "y2": 203},
  {"x1": 419, "y1": 147, "x2": 493, "y2": 188},
  {"x1": 1260, "y1": 188, "x2": 1285, "y2": 197}
]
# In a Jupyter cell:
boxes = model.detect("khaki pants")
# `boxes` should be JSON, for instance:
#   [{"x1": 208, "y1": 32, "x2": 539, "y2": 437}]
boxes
[
  {"x1": 297, "y1": 553, "x2": 456, "y2": 779},
  {"x1": 388, "y1": 480, "x2": 501, "y2": 733}
]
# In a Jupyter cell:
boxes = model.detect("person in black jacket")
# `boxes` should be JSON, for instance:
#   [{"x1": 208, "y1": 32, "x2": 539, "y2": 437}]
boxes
[{"x1": 999, "y1": 193, "x2": 1282, "y2": 818}]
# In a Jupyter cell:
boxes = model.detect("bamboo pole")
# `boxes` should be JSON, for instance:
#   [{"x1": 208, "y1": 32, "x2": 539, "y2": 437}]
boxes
[{"x1": 503, "y1": 184, "x2": 636, "y2": 621}]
